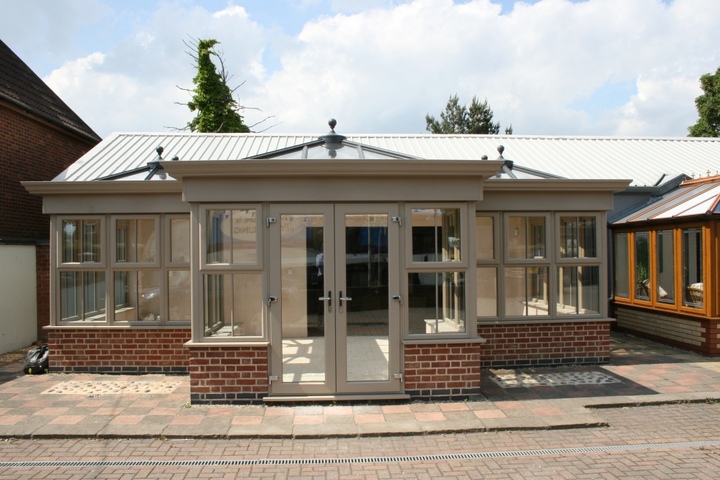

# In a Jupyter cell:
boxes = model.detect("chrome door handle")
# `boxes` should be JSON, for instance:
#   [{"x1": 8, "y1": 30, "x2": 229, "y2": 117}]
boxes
[
  {"x1": 319, "y1": 291, "x2": 332, "y2": 312},
  {"x1": 338, "y1": 291, "x2": 352, "y2": 308}
]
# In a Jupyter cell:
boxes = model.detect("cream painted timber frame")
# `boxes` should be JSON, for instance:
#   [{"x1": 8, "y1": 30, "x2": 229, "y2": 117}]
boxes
[
  {"x1": 196, "y1": 203, "x2": 266, "y2": 342},
  {"x1": 403, "y1": 202, "x2": 478, "y2": 340}
]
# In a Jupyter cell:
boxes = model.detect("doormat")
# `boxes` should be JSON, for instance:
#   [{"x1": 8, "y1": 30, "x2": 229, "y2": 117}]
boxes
[
  {"x1": 489, "y1": 370, "x2": 622, "y2": 388},
  {"x1": 42, "y1": 380, "x2": 182, "y2": 395}
]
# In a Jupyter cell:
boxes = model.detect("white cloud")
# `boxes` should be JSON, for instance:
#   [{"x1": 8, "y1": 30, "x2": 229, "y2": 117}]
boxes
[{"x1": 13, "y1": 0, "x2": 720, "y2": 137}]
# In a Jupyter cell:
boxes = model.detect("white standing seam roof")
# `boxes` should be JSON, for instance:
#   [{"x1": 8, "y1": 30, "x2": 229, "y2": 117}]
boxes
[{"x1": 53, "y1": 132, "x2": 720, "y2": 187}]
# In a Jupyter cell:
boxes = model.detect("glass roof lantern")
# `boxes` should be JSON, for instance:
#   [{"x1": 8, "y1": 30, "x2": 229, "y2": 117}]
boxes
[{"x1": 254, "y1": 119, "x2": 420, "y2": 161}]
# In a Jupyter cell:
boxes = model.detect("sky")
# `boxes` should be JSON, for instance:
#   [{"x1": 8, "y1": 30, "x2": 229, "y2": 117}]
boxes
[{"x1": 2, "y1": 0, "x2": 719, "y2": 138}]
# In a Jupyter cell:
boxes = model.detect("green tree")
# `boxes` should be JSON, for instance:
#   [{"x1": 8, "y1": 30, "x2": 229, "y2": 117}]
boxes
[
  {"x1": 688, "y1": 67, "x2": 720, "y2": 137},
  {"x1": 186, "y1": 39, "x2": 250, "y2": 133},
  {"x1": 425, "y1": 94, "x2": 503, "y2": 134}
]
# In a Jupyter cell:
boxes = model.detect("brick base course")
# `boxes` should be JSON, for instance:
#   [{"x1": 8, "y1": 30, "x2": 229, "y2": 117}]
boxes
[
  {"x1": 188, "y1": 345, "x2": 269, "y2": 404},
  {"x1": 403, "y1": 342, "x2": 482, "y2": 400},
  {"x1": 478, "y1": 321, "x2": 611, "y2": 368},
  {"x1": 613, "y1": 304, "x2": 720, "y2": 357},
  {"x1": 45, "y1": 327, "x2": 190, "y2": 374}
]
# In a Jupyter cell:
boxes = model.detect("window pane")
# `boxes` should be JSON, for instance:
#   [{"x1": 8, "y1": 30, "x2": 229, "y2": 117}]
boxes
[
  {"x1": 475, "y1": 216, "x2": 494, "y2": 259},
  {"x1": 206, "y1": 209, "x2": 258, "y2": 264},
  {"x1": 231, "y1": 209, "x2": 258, "y2": 264},
  {"x1": 204, "y1": 273, "x2": 263, "y2": 336},
  {"x1": 115, "y1": 219, "x2": 156, "y2": 263},
  {"x1": 505, "y1": 266, "x2": 549, "y2": 316},
  {"x1": 682, "y1": 228, "x2": 703, "y2": 308},
  {"x1": 476, "y1": 267, "x2": 497, "y2": 316},
  {"x1": 170, "y1": 217, "x2": 190, "y2": 263},
  {"x1": 614, "y1": 233, "x2": 630, "y2": 297},
  {"x1": 508, "y1": 216, "x2": 545, "y2": 259},
  {"x1": 411, "y1": 208, "x2": 461, "y2": 262},
  {"x1": 207, "y1": 210, "x2": 231, "y2": 263},
  {"x1": 656, "y1": 230, "x2": 675, "y2": 304},
  {"x1": 408, "y1": 272, "x2": 465, "y2": 334},
  {"x1": 560, "y1": 216, "x2": 596, "y2": 258},
  {"x1": 557, "y1": 266, "x2": 599, "y2": 314},
  {"x1": 60, "y1": 271, "x2": 106, "y2": 321},
  {"x1": 113, "y1": 270, "x2": 161, "y2": 321},
  {"x1": 635, "y1": 232, "x2": 650, "y2": 300},
  {"x1": 168, "y1": 270, "x2": 191, "y2": 321},
  {"x1": 62, "y1": 219, "x2": 101, "y2": 263}
]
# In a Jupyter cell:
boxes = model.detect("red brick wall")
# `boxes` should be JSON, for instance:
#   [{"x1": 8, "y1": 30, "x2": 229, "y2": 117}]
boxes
[
  {"x1": 188, "y1": 345, "x2": 269, "y2": 404},
  {"x1": 403, "y1": 342, "x2": 482, "y2": 399},
  {"x1": 478, "y1": 321, "x2": 611, "y2": 367},
  {"x1": 0, "y1": 104, "x2": 97, "y2": 240},
  {"x1": 46, "y1": 327, "x2": 190, "y2": 374}
]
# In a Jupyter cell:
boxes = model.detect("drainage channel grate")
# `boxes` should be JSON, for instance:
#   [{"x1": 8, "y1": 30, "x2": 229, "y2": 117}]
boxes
[{"x1": 2, "y1": 441, "x2": 719, "y2": 468}]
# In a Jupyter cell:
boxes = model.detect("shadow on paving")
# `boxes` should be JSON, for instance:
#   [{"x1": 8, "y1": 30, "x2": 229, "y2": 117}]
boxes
[{"x1": 480, "y1": 331, "x2": 719, "y2": 402}]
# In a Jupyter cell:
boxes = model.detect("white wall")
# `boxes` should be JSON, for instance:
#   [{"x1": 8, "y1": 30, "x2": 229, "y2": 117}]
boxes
[{"x1": 0, "y1": 245, "x2": 37, "y2": 354}]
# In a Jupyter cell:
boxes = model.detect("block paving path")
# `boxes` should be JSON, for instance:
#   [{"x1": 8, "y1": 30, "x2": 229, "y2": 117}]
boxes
[
  {"x1": 1, "y1": 332, "x2": 720, "y2": 478},
  {"x1": 1, "y1": 332, "x2": 720, "y2": 439}
]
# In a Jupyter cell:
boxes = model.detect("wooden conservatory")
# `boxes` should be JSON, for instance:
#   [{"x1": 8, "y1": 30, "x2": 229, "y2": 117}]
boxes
[
  {"x1": 611, "y1": 175, "x2": 720, "y2": 356},
  {"x1": 24, "y1": 123, "x2": 629, "y2": 404}
]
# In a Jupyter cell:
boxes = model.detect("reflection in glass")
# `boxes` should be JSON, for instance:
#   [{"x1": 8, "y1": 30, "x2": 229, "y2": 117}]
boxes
[
  {"x1": 60, "y1": 271, "x2": 106, "y2": 321},
  {"x1": 411, "y1": 208, "x2": 461, "y2": 262},
  {"x1": 557, "y1": 266, "x2": 599, "y2": 314},
  {"x1": 115, "y1": 219, "x2": 156, "y2": 263},
  {"x1": 206, "y1": 209, "x2": 257, "y2": 264},
  {"x1": 62, "y1": 219, "x2": 101, "y2": 263},
  {"x1": 168, "y1": 270, "x2": 191, "y2": 321},
  {"x1": 614, "y1": 233, "x2": 629, "y2": 298},
  {"x1": 408, "y1": 272, "x2": 465, "y2": 334},
  {"x1": 635, "y1": 232, "x2": 650, "y2": 300},
  {"x1": 508, "y1": 216, "x2": 546, "y2": 259},
  {"x1": 345, "y1": 214, "x2": 389, "y2": 382},
  {"x1": 560, "y1": 216, "x2": 596, "y2": 258},
  {"x1": 682, "y1": 227, "x2": 703, "y2": 308},
  {"x1": 476, "y1": 267, "x2": 497, "y2": 317},
  {"x1": 203, "y1": 273, "x2": 262, "y2": 336},
  {"x1": 170, "y1": 217, "x2": 190, "y2": 263},
  {"x1": 280, "y1": 214, "x2": 325, "y2": 383},
  {"x1": 656, "y1": 230, "x2": 674, "y2": 303},
  {"x1": 475, "y1": 216, "x2": 494, "y2": 259},
  {"x1": 505, "y1": 267, "x2": 549, "y2": 316},
  {"x1": 113, "y1": 270, "x2": 161, "y2": 321}
]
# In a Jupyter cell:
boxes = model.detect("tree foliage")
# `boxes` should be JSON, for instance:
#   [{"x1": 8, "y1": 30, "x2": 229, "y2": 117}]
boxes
[
  {"x1": 688, "y1": 67, "x2": 720, "y2": 137},
  {"x1": 186, "y1": 39, "x2": 250, "y2": 133},
  {"x1": 425, "y1": 95, "x2": 503, "y2": 134}
]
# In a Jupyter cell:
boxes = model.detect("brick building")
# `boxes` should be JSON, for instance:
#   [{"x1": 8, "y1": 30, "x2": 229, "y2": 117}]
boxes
[{"x1": 0, "y1": 39, "x2": 100, "y2": 353}]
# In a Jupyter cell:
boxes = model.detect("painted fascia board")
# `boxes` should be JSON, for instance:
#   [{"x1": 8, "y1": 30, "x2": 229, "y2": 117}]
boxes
[
  {"x1": 484, "y1": 178, "x2": 631, "y2": 192},
  {"x1": 22, "y1": 180, "x2": 182, "y2": 196},
  {"x1": 160, "y1": 159, "x2": 505, "y2": 179}
]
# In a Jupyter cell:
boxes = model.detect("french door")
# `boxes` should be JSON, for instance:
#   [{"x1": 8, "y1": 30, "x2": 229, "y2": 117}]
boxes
[{"x1": 268, "y1": 204, "x2": 402, "y2": 396}]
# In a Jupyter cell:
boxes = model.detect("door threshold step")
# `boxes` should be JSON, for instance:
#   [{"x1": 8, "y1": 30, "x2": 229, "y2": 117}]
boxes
[{"x1": 263, "y1": 394, "x2": 411, "y2": 403}]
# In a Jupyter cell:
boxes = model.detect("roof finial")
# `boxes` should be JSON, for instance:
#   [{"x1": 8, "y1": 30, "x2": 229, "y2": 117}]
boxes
[
  {"x1": 497, "y1": 144, "x2": 505, "y2": 159},
  {"x1": 328, "y1": 118, "x2": 337, "y2": 132}
]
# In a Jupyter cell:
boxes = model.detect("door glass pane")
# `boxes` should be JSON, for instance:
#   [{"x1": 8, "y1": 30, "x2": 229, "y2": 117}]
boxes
[
  {"x1": 281, "y1": 214, "x2": 326, "y2": 383},
  {"x1": 345, "y1": 214, "x2": 389, "y2": 382}
]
